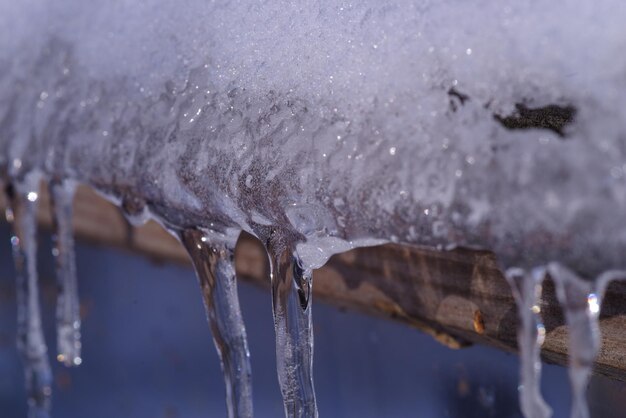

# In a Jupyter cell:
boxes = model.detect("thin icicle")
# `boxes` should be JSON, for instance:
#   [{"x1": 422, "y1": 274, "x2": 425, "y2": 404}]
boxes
[
  {"x1": 4, "y1": 173, "x2": 53, "y2": 418},
  {"x1": 49, "y1": 180, "x2": 82, "y2": 367},
  {"x1": 505, "y1": 267, "x2": 552, "y2": 418},
  {"x1": 266, "y1": 232, "x2": 317, "y2": 418},
  {"x1": 180, "y1": 229, "x2": 253, "y2": 418},
  {"x1": 547, "y1": 263, "x2": 625, "y2": 418}
]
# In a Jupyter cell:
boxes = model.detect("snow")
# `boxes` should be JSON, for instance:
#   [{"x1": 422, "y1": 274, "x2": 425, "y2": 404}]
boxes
[
  {"x1": 3, "y1": 1, "x2": 626, "y2": 417},
  {"x1": 2, "y1": 1, "x2": 626, "y2": 275}
]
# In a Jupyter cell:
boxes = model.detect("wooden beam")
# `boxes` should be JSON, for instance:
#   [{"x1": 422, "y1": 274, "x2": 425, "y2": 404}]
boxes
[{"x1": 3, "y1": 183, "x2": 626, "y2": 381}]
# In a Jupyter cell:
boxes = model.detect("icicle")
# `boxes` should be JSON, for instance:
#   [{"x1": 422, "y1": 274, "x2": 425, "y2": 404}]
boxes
[
  {"x1": 49, "y1": 180, "x2": 82, "y2": 367},
  {"x1": 547, "y1": 263, "x2": 625, "y2": 418},
  {"x1": 505, "y1": 267, "x2": 552, "y2": 418},
  {"x1": 180, "y1": 229, "x2": 253, "y2": 418},
  {"x1": 265, "y1": 232, "x2": 317, "y2": 418},
  {"x1": 4, "y1": 174, "x2": 53, "y2": 418}
]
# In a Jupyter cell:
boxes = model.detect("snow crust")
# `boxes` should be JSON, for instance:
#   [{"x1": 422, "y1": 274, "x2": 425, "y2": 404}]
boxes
[{"x1": 2, "y1": 0, "x2": 626, "y2": 274}]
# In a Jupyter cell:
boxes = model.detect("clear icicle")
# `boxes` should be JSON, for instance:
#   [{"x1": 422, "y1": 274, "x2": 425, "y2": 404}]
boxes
[
  {"x1": 49, "y1": 180, "x2": 82, "y2": 367},
  {"x1": 547, "y1": 263, "x2": 625, "y2": 418},
  {"x1": 4, "y1": 174, "x2": 53, "y2": 418},
  {"x1": 180, "y1": 229, "x2": 253, "y2": 418},
  {"x1": 505, "y1": 267, "x2": 552, "y2": 418},
  {"x1": 266, "y1": 234, "x2": 317, "y2": 418}
]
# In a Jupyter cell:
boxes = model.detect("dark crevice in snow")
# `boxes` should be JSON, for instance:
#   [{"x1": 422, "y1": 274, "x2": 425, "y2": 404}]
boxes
[
  {"x1": 495, "y1": 104, "x2": 576, "y2": 137},
  {"x1": 447, "y1": 88, "x2": 470, "y2": 112}
]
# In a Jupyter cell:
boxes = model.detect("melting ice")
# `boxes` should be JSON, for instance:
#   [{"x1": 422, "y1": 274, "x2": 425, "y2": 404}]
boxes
[
  {"x1": 3, "y1": 0, "x2": 626, "y2": 416},
  {"x1": 179, "y1": 229, "x2": 253, "y2": 418},
  {"x1": 264, "y1": 230, "x2": 317, "y2": 418},
  {"x1": 4, "y1": 174, "x2": 53, "y2": 418},
  {"x1": 49, "y1": 180, "x2": 82, "y2": 367}
]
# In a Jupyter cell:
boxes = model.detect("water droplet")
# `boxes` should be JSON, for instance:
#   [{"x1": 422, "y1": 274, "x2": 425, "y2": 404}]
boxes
[{"x1": 587, "y1": 293, "x2": 599, "y2": 314}]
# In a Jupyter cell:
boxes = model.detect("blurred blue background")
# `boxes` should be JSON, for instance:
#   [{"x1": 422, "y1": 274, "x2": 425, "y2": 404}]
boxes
[{"x1": 0, "y1": 224, "x2": 624, "y2": 417}]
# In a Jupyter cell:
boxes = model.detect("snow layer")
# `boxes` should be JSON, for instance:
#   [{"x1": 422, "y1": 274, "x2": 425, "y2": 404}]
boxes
[{"x1": 2, "y1": 0, "x2": 626, "y2": 274}]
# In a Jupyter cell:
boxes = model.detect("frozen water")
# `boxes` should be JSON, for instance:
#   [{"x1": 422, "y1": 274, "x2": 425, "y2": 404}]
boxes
[
  {"x1": 180, "y1": 229, "x2": 253, "y2": 418},
  {"x1": 3, "y1": 173, "x2": 53, "y2": 418},
  {"x1": 2, "y1": 1, "x2": 626, "y2": 275},
  {"x1": 547, "y1": 264, "x2": 626, "y2": 418},
  {"x1": 506, "y1": 264, "x2": 626, "y2": 418},
  {"x1": 49, "y1": 179, "x2": 82, "y2": 367},
  {"x1": 2, "y1": 0, "x2": 626, "y2": 417},
  {"x1": 505, "y1": 268, "x2": 551, "y2": 418},
  {"x1": 265, "y1": 231, "x2": 317, "y2": 418}
]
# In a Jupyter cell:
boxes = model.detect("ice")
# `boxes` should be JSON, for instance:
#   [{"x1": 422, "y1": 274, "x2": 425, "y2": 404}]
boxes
[
  {"x1": 2, "y1": 0, "x2": 626, "y2": 416},
  {"x1": 179, "y1": 229, "x2": 253, "y2": 418},
  {"x1": 547, "y1": 264, "x2": 626, "y2": 418},
  {"x1": 265, "y1": 230, "x2": 317, "y2": 418},
  {"x1": 49, "y1": 179, "x2": 82, "y2": 367},
  {"x1": 1, "y1": 6, "x2": 625, "y2": 276},
  {"x1": 505, "y1": 268, "x2": 551, "y2": 418},
  {"x1": 3, "y1": 173, "x2": 53, "y2": 418},
  {"x1": 506, "y1": 263, "x2": 626, "y2": 418}
]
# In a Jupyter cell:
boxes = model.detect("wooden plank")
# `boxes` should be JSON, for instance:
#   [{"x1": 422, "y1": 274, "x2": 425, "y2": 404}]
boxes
[{"x1": 4, "y1": 183, "x2": 626, "y2": 381}]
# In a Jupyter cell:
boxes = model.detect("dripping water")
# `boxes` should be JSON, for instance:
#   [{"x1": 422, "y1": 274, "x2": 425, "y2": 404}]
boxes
[
  {"x1": 265, "y1": 231, "x2": 317, "y2": 418},
  {"x1": 49, "y1": 180, "x2": 82, "y2": 367},
  {"x1": 4, "y1": 173, "x2": 53, "y2": 418},
  {"x1": 505, "y1": 267, "x2": 552, "y2": 418},
  {"x1": 180, "y1": 229, "x2": 253, "y2": 418}
]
